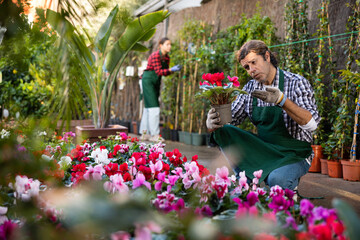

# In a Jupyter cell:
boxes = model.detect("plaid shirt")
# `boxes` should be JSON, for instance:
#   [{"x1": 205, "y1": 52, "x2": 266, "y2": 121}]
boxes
[
  {"x1": 232, "y1": 68, "x2": 320, "y2": 143},
  {"x1": 145, "y1": 50, "x2": 171, "y2": 76}
]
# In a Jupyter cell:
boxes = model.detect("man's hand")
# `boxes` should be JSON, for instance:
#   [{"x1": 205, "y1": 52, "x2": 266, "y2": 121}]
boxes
[
  {"x1": 206, "y1": 108, "x2": 223, "y2": 131},
  {"x1": 251, "y1": 87, "x2": 284, "y2": 105}
]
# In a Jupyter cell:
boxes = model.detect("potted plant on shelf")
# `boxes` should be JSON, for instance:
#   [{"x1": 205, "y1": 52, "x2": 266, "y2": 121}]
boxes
[
  {"x1": 196, "y1": 72, "x2": 247, "y2": 125},
  {"x1": 46, "y1": 6, "x2": 169, "y2": 142},
  {"x1": 339, "y1": 65, "x2": 360, "y2": 181}
]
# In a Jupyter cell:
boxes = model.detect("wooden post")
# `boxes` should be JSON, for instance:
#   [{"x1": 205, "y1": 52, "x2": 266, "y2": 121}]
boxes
[{"x1": 351, "y1": 96, "x2": 360, "y2": 162}]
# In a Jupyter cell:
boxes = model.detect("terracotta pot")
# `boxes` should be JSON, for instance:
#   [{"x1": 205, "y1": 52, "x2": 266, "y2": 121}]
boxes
[
  {"x1": 327, "y1": 160, "x2": 343, "y2": 178},
  {"x1": 212, "y1": 103, "x2": 232, "y2": 125},
  {"x1": 57, "y1": 119, "x2": 93, "y2": 134},
  {"x1": 341, "y1": 159, "x2": 360, "y2": 181},
  {"x1": 309, "y1": 145, "x2": 322, "y2": 172},
  {"x1": 75, "y1": 125, "x2": 128, "y2": 143},
  {"x1": 320, "y1": 158, "x2": 328, "y2": 175}
]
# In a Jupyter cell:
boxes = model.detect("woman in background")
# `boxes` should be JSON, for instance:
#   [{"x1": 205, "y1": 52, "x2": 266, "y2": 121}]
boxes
[{"x1": 139, "y1": 37, "x2": 181, "y2": 142}]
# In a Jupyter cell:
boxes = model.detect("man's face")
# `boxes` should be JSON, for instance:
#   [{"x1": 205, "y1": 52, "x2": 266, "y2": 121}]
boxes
[{"x1": 240, "y1": 51, "x2": 273, "y2": 85}]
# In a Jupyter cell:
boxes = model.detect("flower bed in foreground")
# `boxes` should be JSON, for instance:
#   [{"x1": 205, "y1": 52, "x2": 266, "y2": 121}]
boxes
[{"x1": 0, "y1": 128, "x2": 357, "y2": 240}]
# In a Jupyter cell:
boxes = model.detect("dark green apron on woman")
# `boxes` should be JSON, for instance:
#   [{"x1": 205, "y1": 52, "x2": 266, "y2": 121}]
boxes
[
  {"x1": 213, "y1": 69, "x2": 312, "y2": 182},
  {"x1": 142, "y1": 51, "x2": 169, "y2": 108}
]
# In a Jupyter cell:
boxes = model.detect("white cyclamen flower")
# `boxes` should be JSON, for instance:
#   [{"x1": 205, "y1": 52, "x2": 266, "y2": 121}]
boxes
[
  {"x1": 15, "y1": 175, "x2": 40, "y2": 201},
  {"x1": 38, "y1": 131, "x2": 47, "y2": 136},
  {"x1": 2, "y1": 109, "x2": 9, "y2": 118},
  {"x1": 0, "y1": 129, "x2": 10, "y2": 139},
  {"x1": 58, "y1": 156, "x2": 72, "y2": 169},
  {"x1": 90, "y1": 148, "x2": 110, "y2": 165}
]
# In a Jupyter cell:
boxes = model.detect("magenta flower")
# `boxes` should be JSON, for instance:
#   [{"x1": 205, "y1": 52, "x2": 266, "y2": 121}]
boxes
[
  {"x1": 0, "y1": 220, "x2": 18, "y2": 240},
  {"x1": 132, "y1": 173, "x2": 151, "y2": 191},
  {"x1": 167, "y1": 175, "x2": 179, "y2": 186},
  {"x1": 195, "y1": 205, "x2": 213, "y2": 217},
  {"x1": 268, "y1": 195, "x2": 291, "y2": 212},
  {"x1": 300, "y1": 199, "x2": 314, "y2": 217},
  {"x1": 246, "y1": 192, "x2": 259, "y2": 206},
  {"x1": 285, "y1": 216, "x2": 298, "y2": 230},
  {"x1": 227, "y1": 75, "x2": 240, "y2": 87}
]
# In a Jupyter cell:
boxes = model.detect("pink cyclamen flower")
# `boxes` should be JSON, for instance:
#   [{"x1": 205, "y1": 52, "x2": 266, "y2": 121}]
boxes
[
  {"x1": 132, "y1": 173, "x2": 151, "y2": 191},
  {"x1": 135, "y1": 221, "x2": 162, "y2": 240},
  {"x1": 0, "y1": 206, "x2": 8, "y2": 225},
  {"x1": 215, "y1": 166, "x2": 231, "y2": 186},
  {"x1": 111, "y1": 231, "x2": 131, "y2": 240},
  {"x1": 199, "y1": 81, "x2": 210, "y2": 86},
  {"x1": 150, "y1": 160, "x2": 163, "y2": 174},
  {"x1": 83, "y1": 164, "x2": 105, "y2": 181},
  {"x1": 104, "y1": 173, "x2": 129, "y2": 194},
  {"x1": 253, "y1": 170, "x2": 263, "y2": 179},
  {"x1": 227, "y1": 75, "x2": 240, "y2": 87}
]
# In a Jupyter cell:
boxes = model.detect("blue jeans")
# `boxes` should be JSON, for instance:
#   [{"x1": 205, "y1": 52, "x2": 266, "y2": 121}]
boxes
[{"x1": 264, "y1": 159, "x2": 310, "y2": 190}]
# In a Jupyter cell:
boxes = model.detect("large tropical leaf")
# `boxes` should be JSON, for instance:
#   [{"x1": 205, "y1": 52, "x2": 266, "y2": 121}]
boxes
[
  {"x1": 46, "y1": 9, "x2": 95, "y2": 72},
  {"x1": 104, "y1": 10, "x2": 170, "y2": 73},
  {"x1": 94, "y1": 5, "x2": 119, "y2": 54}
]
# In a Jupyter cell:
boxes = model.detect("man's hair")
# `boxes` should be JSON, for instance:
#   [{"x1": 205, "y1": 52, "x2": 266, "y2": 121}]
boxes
[
  {"x1": 237, "y1": 40, "x2": 278, "y2": 67},
  {"x1": 159, "y1": 37, "x2": 170, "y2": 46}
]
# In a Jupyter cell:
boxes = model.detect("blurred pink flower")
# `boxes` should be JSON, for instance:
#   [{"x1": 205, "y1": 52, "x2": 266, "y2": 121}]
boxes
[{"x1": 132, "y1": 173, "x2": 151, "y2": 190}]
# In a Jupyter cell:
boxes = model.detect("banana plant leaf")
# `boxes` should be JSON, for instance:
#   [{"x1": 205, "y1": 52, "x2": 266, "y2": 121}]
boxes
[{"x1": 46, "y1": 6, "x2": 170, "y2": 128}]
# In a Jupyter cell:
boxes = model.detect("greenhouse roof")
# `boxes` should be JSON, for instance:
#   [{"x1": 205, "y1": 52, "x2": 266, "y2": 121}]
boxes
[{"x1": 134, "y1": 0, "x2": 203, "y2": 16}]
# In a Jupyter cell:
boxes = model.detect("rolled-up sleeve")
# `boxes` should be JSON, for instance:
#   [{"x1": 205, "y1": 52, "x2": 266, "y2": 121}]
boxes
[{"x1": 294, "y1": 78, "x2": 321, "y2": 124}]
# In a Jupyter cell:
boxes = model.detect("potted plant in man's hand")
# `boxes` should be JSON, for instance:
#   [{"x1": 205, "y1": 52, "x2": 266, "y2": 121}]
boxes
[{"x1": 196, "y1": 72, "x2": 247, "y2": 125}]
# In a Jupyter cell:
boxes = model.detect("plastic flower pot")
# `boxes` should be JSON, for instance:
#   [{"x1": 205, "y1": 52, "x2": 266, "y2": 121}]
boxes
[
  {"x1": 327, "y1": 160, "x2": 343, "y2": 178},
  {"x1": 183, "y1": 131, "x2": 192, "y2": 145},
  {"x1": 309, "y1": 145, "x2": 322, "y2": 173},
  {"x1": 191, "y1": 133, "x2": 205, "y2": 146},
  {"x1": 178, "y1": 131, "x2": 186, "y2": 143},
  {"x1": 320, "y1": 158, "x2": 328, "y2": 175},
  {"x1": 341, "y1": 159, "x2": 360, "y2": 181},
  {"x1": 170, "y1": 129, "x2": 179, "y2": 141},
  {"x1": 212, "y1": 103, "x2": 232, "y2": 125},
  {"x1": 161, "y1": 127, "x2": 171, "y2": 140}
]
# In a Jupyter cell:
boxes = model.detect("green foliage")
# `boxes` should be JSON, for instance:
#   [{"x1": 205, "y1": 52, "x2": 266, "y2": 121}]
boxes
[
  {"x1": 0, "y1": 9, "x2": 54, "y2": 118},
  {"x1": 46, "y1": 6, "x2": 170, "y2": 128},
  {"x1": 196, "y1": 86, "x2": 247, "y2": 105},
  {"x1": 212, "y1": 3, "x2": 277, "y2": 84},
  {"x1": 324, "y1": 2, "x2": 360, "y2": 159},
  {"x1": 280, "y1": 0, "x2": 313, "y2": 79},
  {"x1": 161, "y1": 7, "x2": 277, "y2": 133}
]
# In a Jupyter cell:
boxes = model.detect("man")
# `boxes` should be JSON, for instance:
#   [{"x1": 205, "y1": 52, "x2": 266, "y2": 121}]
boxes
[{"x1": 206, "y1": 40, "x2": 320, "y2": 190}]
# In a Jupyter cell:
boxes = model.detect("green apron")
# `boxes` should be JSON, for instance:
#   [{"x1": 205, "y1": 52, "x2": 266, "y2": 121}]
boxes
[
  {"x1": 213, "y1": 69, "x2": 312, "y2": 182},
  {"x1": 142, "y1": 51, "x2": 169, "y2": 108}
]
